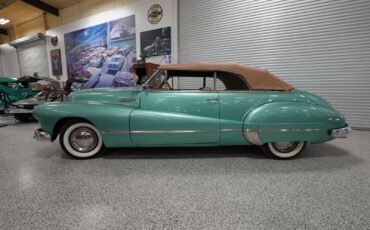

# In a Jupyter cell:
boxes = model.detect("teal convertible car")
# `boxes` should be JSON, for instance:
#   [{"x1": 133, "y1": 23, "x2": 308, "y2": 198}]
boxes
[{"x1": 33, "y1": 62, "x2": 351, "y2": 159}]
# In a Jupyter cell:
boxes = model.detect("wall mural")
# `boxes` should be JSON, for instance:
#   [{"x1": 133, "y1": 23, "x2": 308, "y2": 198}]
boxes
[{"x1": 64, "y1": 15, "x2": 137, "y2": 88}]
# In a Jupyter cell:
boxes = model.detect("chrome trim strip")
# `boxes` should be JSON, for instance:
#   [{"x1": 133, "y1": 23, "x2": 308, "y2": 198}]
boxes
[
  {"x1": 132, "y1": 130, "x2": 217, "y2": 134},
  {"x1": 101, "y1": 130, "x2": 130, "y2": 135},
  {"x1": 245, "y1": 128, "x2": 258, "y2": 132},
  {"x1": 258, "y1": 128, "x2": 321, "y2": 133},
  {"x1": 102, "y1": 128, "x2": 322, "y2": 136},
  {"x1": 118, "y1": 97, "x2": 136, "y2": 102},
  {"x1": 77, "y1": 101, "x2": 137, "y2": 107},
  {"x1": 221, "y1": 129, "x2": 240, "y2": 132},
  {"x1": 101, "y1": 129, "x2": 241, "y2": 135}
]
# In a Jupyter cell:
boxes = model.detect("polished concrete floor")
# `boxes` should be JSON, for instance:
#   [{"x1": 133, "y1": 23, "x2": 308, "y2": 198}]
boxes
[{"x1": 0, "y1": 117, "x2": 369, "y2": 229}]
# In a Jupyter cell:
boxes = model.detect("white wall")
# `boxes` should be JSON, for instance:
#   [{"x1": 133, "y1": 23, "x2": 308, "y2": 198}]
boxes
[
  {"x1": 0, "y1": 44, "x2": 20, "y2": 77},
  {"x1": 46, "y1": 0, "x2": 177, "y2": 82}
]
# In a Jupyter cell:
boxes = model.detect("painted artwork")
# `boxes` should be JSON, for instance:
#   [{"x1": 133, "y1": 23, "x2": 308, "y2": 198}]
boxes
[
  {"x1": 140, "y1": 27, "x2": 171, "y2": 58},
  {"x1": 64, "y1": 15, "x2": 137, "y2": 89},
  {"x1": 50, "y1": 49, "x2": 62, "y2": 76}
]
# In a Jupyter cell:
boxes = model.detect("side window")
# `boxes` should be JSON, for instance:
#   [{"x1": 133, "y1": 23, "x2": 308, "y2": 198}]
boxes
[
  {"x1": 216, "y1": 71, "x2": 249, "y2": 90},
  {"x1": 148, "y1": 70, "x2": 248, "y2": 91},
  {"x1": 167, "y1": 71, "x2": 214, "y2": 91}
]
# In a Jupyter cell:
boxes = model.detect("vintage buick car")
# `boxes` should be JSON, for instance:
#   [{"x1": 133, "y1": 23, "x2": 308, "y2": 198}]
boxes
[{"x1": 33, "y1": 62, "x2": 351, "y2": 159}]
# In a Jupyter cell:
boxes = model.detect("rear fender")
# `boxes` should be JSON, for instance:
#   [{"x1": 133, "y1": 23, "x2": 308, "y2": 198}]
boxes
[{"x1": 242, "y1": 102, "x2": 346, "y2": 144}]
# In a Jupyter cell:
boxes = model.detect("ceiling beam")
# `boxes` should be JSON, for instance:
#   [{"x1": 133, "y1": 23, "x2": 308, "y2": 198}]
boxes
[
  {"x1": 21, "y1": 0, "x2": 59, "y2": 16},
  {"x1": 0, "y1": 29, "x2": 8, "y2": 36}
]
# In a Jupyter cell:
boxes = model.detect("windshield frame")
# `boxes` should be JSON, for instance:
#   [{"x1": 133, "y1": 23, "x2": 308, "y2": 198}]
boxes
[{"x1": 146, "y1": 70, "x2": 167, "y2": 89}]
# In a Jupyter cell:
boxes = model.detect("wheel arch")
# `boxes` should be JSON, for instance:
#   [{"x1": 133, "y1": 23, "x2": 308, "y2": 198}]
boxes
[{"x1": 52, "y1": 117, "x2": 94, "y2": 141}]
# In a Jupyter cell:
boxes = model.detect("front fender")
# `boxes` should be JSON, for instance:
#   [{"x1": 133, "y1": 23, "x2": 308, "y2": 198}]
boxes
[
  {"x1": 33, "y1": 102, "x2": 135, "y2": 147},
  {"x1": 243, "y1": 102, "x2": 346, "y2": 144}
]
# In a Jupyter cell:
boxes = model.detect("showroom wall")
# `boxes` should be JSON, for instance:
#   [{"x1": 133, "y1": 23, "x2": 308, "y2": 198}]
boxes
[
  {"x1": 179, "y1": 1, "x2": 370, "y2": 129},
  {"x1": 45, "y1": 0, "x2": 177, "y2": 82}
]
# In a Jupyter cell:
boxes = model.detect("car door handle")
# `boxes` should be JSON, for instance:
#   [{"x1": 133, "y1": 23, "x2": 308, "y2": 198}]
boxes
[{"x1": 207, "y1": 98, "x2": 219, "y2": 103}]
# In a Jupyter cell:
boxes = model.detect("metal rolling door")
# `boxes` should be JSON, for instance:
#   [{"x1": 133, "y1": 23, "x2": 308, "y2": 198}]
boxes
[
  {"x1": 16, "y1": 40, "x2": 49, "y2": 78},
  {"x1": 178, "y1": 0, "x2": 370, "y2": 129}
]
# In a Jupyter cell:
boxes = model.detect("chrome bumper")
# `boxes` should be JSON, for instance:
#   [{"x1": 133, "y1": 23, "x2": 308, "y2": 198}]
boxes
[
  {"x1": 331, "y1": 125, "x2": 352, "y2": 138},
  {"x1": 34, "y1": 128, "x2": 51, "y2": 141}
]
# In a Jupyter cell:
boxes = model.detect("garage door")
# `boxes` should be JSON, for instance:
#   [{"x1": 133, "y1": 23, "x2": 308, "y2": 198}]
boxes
[
  {"x1": 179, "y1": 1, "x2": 370, "y2": 129},
  {"x1": 16, "y1": 40, "x2": 49, "y2": 78}
]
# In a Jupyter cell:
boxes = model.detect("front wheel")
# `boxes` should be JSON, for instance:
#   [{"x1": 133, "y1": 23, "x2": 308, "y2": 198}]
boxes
[
  {"x1": 262, "y1": 141, "x2": 306, "y2": 159},
  {"x1": 60, "y1": 121, "x2": 104, "y2": 159}
]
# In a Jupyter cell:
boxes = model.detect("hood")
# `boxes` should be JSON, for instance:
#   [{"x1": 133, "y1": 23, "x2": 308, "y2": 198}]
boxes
[{"x1": 68, "y1": 86, "x2": 142, "y2": 107}]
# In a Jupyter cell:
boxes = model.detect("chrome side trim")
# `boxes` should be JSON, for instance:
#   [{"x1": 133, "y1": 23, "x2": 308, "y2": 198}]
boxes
[
  {"x1": 34, "y1": 129, "x2": 51, "y2": 142},
  {"x1": 331, "y1": 125, "x2": 351, "y2": 138},
  {"x1": 79, "y1": 101, "x2": 137, "y2": 107},
  {"x1": 259, "y1": 128, "x2": 321, "y2": 133},
  {"x1": 118, "y1": 97, "x2": 137, "y2": 102},
  {"x1": 220, "y1": 129, "x2": 241, "y2": 132},
  {"x1": 101, "y1": 129, "x2": 241, "y2": 135},
  {"x1": 101, "y1": 130, "x2": 130, "y2": 135},
  {"x1": 243, "y1": 127, "x2": 322, "y2": 145},
  {"x1": 132, "y1": 130, "x2": 217, "y2": 134}
]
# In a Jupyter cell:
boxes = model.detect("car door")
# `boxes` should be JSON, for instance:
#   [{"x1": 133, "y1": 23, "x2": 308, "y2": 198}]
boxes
[{"x1": 130, "y1": 71, "x2": 220, "y2": 145}]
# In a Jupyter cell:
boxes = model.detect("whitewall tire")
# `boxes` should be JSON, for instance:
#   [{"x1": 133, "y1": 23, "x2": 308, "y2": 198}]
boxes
[
  {"x1": 60, "y1": 121, "x2": 104, "y2": 159},
  {"x1": 262, "y1": 141, "x2": 306, "y2": 159}
]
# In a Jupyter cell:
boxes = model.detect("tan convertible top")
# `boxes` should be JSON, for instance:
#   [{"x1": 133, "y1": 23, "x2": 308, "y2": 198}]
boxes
[{"x1": 158, "y1": 62, "x2": 294, "y2": 91}]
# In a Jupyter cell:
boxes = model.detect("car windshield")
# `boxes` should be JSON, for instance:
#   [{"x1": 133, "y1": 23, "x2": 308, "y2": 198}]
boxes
[{"x1": 111, "y1": 58, "x2": 120, "y2": 62}]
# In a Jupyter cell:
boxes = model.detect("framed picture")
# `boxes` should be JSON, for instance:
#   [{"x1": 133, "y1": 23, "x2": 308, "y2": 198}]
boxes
[
  {"x1": 50, "y1": 49, "x2": 62, "y2": 76},
  {"x1": 140, "y1": 26, "x2": 171, "y2": 58}
]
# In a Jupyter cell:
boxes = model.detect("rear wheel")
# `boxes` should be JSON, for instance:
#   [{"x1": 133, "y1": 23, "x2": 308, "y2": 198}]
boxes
[
  {"x1": 59, "y1": 120, "x2": 104, "y2": 159},
  {"x1": 262, "y1": 141, "x2": 306, "y2": 159}
]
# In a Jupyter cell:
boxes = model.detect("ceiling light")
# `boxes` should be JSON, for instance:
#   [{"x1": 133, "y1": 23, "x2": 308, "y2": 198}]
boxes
[{"x1": 0, "y1": 19, "x2": 9, "y2": 25}]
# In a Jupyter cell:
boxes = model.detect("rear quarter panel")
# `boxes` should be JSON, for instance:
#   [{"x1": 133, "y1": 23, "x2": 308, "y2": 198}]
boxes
[
  {"x1": 219, "y1": 90, "x2": 346, "y2": 145},
  {"x1": 244, "y1": 102, "x2": 346, "y2": 143}
]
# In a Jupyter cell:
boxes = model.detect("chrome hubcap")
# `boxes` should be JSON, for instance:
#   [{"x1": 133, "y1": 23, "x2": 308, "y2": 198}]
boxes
[
  {"x1": 272, "y1": 141, "x2": 299, "y2": 153},
  {"x1": 69, "y1": 127, "x2": 98, "y2": 153}
]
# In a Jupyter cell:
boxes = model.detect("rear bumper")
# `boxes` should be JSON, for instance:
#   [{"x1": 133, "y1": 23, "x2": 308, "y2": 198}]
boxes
[
  {"x1": 34, "y1": 128, "x2": 51, "y2": 141},
  {"x1": 331, "y1": 125, "x2": 352, "y2": 138}
]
